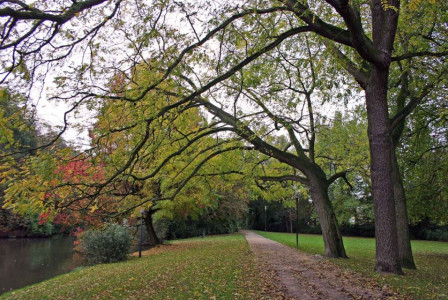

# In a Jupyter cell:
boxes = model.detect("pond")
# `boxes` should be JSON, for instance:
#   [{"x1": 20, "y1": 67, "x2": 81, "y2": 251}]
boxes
[{"x1": 0, "y1": 236, "x2": 81, "y2": 295}]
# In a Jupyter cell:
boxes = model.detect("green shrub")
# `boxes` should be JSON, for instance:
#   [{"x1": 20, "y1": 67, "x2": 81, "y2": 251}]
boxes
[
  {"x1": 422, "y1": 227, "x2": 448, "y2": 241},
  {"x1": 78, "y1": 223, "x2": 132, "y2": 264},
  {"x1": 30, "y1": 214, "x2": 55, "y2": 236}
]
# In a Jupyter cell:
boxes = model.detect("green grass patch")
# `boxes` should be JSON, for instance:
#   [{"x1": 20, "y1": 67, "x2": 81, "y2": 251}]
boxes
[
  {"x1": 2, "y1": 234, "x2": 264, "y2": 300},
  {"x1": 256, "y1": 231, "x2": 448, "y2": 300}
]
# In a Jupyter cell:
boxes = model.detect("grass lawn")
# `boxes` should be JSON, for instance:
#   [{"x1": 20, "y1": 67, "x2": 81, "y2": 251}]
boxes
[
  {"x1": 256, "y1": 231, "x2": 448, "y2": 300},
  {"x1": 1, "y1": 234, "x2": 266, "y2": 300}
]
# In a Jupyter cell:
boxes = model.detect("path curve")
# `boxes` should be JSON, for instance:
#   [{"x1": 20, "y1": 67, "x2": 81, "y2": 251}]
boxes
[{"x1": 242, "y1": 230, "x2": 404, "y2": 300}]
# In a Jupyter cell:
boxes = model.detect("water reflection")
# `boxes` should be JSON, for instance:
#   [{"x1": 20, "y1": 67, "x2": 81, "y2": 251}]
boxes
[{"x1": 0, "y1": 236, "x2": 81, "y2": 295}]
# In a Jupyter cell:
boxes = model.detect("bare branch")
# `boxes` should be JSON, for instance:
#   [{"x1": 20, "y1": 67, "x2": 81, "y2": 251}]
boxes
[
  {"x1": 0, "y1": 1, "x2": 110, "y2": 23},
  {"x1": 392, "y1": 51, "x2": 448, "y2": 62}
]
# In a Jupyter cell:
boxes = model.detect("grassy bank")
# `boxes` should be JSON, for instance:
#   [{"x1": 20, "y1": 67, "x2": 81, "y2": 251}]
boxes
[
  {"x1": 2, "y1": 234, "x2": 266, "y2": 299},
  {"x1": 256, "y1": 231, "x2": 448, "y2": 299}
]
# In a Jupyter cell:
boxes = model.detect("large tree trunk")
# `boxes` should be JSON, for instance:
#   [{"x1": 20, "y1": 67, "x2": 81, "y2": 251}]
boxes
[
  {"x1": 390, "y1": 84, "x2": 417, "y2": 269},
  {"x1": 391, "y1": 149, "x2": 416, "y2": 269},
  {"x1": 144, "y1": 210, "x2": 161, "y2": 247},
  {"x1": 308, "y1": 171, "x2": 347, "y2": 258},
  {"x1": 365, "y1": 67, "x2": 403, "y2": 274}
]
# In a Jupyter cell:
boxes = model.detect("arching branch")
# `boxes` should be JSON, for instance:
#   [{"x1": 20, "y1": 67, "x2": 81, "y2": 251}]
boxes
[{"x1": 327, "y1": 171, "x2": 353, "y2": 190}]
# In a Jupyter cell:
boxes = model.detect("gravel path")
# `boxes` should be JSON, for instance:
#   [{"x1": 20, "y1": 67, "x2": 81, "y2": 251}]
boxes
[{"x1": 242, "y1": 230, "x2": 404, "y2": 300}]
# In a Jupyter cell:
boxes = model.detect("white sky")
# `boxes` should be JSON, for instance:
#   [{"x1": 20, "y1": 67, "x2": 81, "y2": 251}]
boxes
[{"x1": 36, "y1": 97, "x2": 94, "y2": 148}]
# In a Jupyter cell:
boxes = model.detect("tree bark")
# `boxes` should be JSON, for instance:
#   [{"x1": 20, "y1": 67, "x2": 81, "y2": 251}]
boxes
[
  {"x1": 389, "y1": 70, "x2": 417, "y2": 269},
  {"x1": 307, "y1": 170, "x2": 347, "y2": 258},
  {"x1": 144, "y1": 210, "x2": 160, "y2": 247},
  {"x1": 391, "y1": 148, "x2": 416, "y2": 269},
  {"x1": 365, "y1": 66, "x2": 403, "y2": 274}
]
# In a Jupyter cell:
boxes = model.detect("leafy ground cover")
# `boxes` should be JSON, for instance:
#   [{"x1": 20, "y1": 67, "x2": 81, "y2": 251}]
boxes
[
  {"x1": 256, "y1": 231, "x2": 448, "y2": 299},
  {"x1": 2, "y1": 234, "x2": 273, "y2": 300}
]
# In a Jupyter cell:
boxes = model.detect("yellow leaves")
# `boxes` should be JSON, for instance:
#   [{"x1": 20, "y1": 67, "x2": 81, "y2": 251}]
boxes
[
  {"x1": 0, "y1": 111, "x2": 21, "y2": 146},
  {"x1": 1, "y1": 149, "x2": 75, "y2": 217},
  {"x1": 89, "y1": 204, "x2": 98, "y2": 213},
  {"x1": 407, "y1": 0, "x2": 437, "y2": 11},
  {"x1": 3, "y1": 175, "x2": 46, "y2": 214},
  {"x1": 380, "y1": 0, "x2": 398, "y2": 12}
]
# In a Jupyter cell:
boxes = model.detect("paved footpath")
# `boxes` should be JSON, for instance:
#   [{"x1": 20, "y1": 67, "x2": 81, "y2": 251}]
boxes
[{"x1": 242, "y1": 230, "x2": 405, "y2": 300}]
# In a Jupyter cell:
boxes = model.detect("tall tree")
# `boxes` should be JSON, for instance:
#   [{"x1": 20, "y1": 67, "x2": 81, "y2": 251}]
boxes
[
  {"x1": 190, "y1": 40, "x2": 351, "y2": 258},
  {"x1": 382, "y1": 0, "x2": 448, "y2": 268}
]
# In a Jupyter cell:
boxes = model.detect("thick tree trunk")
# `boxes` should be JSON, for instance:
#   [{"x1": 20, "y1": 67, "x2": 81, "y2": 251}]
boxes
[
  {"x1": 308, "y1": 171, "x2": 347, "y2": 258},
  {"x1": 391, "y1": 149, "x2": 416, "y2": 269},
  {"x1": 365, "y1": 67, "x2": 403, "y2": 274},
  {"x1": 144, "y1": 211, "x2": 160, "y2": 247}
]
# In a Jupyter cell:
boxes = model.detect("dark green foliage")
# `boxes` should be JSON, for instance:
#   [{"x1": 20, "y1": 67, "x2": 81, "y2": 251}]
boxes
[
  {"x1": 411, "y1": 222, "x2": 448, "y2": 241},
  {"x1": 78, "y1": 223, "x2": 132, "y2": 264},
  {"x1": 166, "y1": 216, "x2": 240, "y2": 239},
  {"x1": 247, "y1": 198, "x2": 318, "y2": 233},
  {"x1": 340, "y1": 224, "x2": 375, "y2": 237},
  {"x1": 28, "y1": 214, "x2": 55, "y2": 236},
  {"x1": 0, "y1": 211, "x2": 56, "y2": 238},
  {"x1": 420, "y1": 228, "x2": 448, "y2": 241}
]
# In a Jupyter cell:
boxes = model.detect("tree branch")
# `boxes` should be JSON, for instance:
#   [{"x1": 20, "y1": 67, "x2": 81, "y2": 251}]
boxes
[
  {"x1": 327, "y1": 171, "x2": 353, "y2": 190},
  {"x1": 0, "y1": 0, "x2": 110, "y2": 24},
  {"x1": 323, "y1": 0, "x2": 378, "y2": 64},
  {"x1": 258, "y1": 175, "x2": 308, "y2": 185},
  {"x1": 392, "y1": 51, "x2": 448, "y2": 62},
  {"x1": 322, "y1": 39, "x2": 369, "y2": 89}
]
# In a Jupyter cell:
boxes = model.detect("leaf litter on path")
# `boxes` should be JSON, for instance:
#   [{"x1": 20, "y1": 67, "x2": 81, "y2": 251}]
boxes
[{"x1": 242, "y1": 230, "x2": 409, "y2": 300}]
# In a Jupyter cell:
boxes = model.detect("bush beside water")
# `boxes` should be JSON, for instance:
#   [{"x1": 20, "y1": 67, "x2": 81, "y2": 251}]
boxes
[{"x1": 78, "y1": 223, "x2": 132, "y2": 264}]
